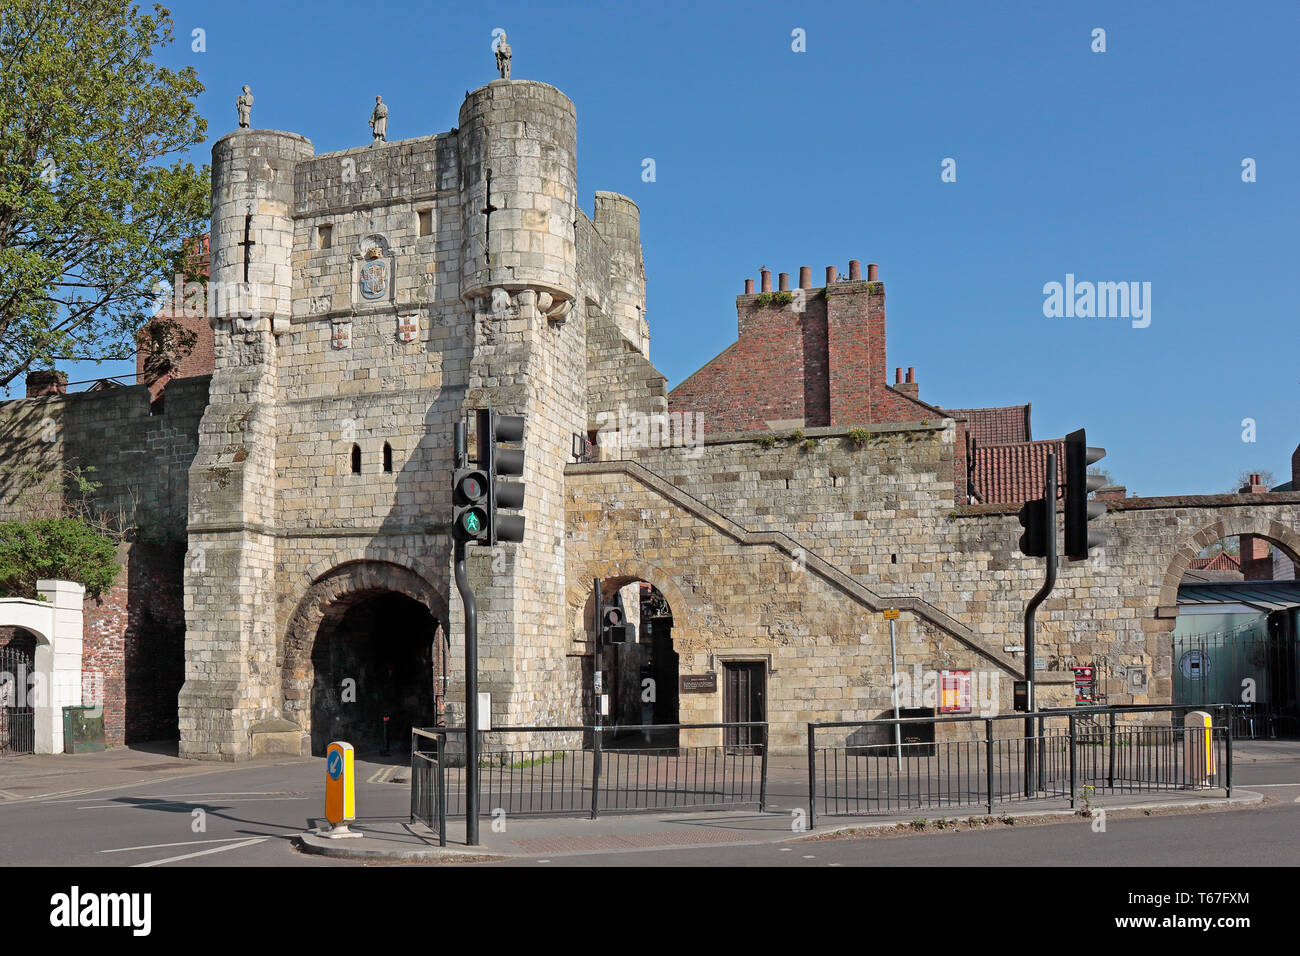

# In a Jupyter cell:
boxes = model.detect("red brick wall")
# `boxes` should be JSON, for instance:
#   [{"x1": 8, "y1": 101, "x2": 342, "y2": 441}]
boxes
[
  {"x1": 671, "y1": 281, "x2": 942, "y2": 434},
  {"x1": 81, "y1": 542, "x2": 187, "y2": 745},
  {"x1": 825, "y1": 284, "x2": 886, "y2": 424},
  {"x1": 668, "y1": 296, "x2": 831, "y2": 434},
  {"x1": 138, "y1": 237, "x2": 214, "y2": 404}
]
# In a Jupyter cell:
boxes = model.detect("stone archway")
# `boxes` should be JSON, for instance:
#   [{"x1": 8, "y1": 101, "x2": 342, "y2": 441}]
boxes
[
  {"x1": 1158, "y1": 519, "x2": 1300, "y2": 609},
  {"x1": 0, "y1": 580, "x2": 86, "y2": 754},
  {"x1": 282, "y1": 561, "x2": 449, "y2": 755},
  {"x1": 567, "y1": 560, "x2": 694, "y2": 747}
]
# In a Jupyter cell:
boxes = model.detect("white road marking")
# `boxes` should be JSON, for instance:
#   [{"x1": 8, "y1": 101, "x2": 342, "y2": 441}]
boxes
[
  {"x1": 365, "y1": 767, "x2": 397, "y2": 785},
  {"x1": 1242, "y1": 783, "x2": 1300, "y2": 788},
  {"x1": 35, "y1": 788, "x2": 95, "y2": 799},
  {"x1": 133, "y1": 837, "x2": 267, "y2": 867},
  {"x1": 102, "y1": 838, "x2": 262, "y2": 854},
  {"x1": 77, "y1": 796, "x2": 307, "y2": 810},
  {"x1": 0, "y1": 790, "x2": 21, "y2": 800},
  {"x1": 778, "y1": 847, "x2": 792, "y2": 852}
]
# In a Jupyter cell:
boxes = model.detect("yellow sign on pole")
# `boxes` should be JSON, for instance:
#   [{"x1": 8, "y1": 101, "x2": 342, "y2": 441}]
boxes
[
  {"x1": 882, "y1": 609, "x2": 900, "y2": 620},
  {"x1": 325, "y1": 740, "x2": 355, "y2": 829},
  {"x1": 1182, "y1": 712, "x2": 1215, "y2": 786}
]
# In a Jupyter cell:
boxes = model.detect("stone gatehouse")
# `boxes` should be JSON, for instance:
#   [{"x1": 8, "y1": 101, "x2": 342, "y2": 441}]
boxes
[{"x1": 1, "y1": 73, "x2": 1296, "y2": 758}]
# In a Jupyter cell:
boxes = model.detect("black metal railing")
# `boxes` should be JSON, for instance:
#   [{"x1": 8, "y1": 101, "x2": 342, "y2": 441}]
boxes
[
  {"x1": 807, "y1": 704, "x2": 1232, "y2": 827},
  {"x1": 410, "y1": 722, "x2": 768, "y2": 845},
  {"x1": 1, "y1": 643, "x2": 35, "y2": 755},
  {"x1": 409, "y1": 731, "x2": 446, "y2": 846}
]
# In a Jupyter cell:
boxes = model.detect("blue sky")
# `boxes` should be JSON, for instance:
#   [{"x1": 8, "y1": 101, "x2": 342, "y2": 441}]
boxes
[{"x1": 29, "y1": 0, "x2": 1298, "y2": 495}]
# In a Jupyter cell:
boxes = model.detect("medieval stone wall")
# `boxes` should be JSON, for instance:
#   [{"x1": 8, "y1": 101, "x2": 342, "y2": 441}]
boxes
[
  {"x1": 609, "y1": 424, "x2": 1300, "y2": 730},
  {"x1": 586, "y1": 307, "x2": 667, "y2": 431},
  {"x1": 0, "y1": 378, "x2": 205, "y2": 744},
  {"x1": 564, "y1": 461, "x2": 1022, "y2": 752}
]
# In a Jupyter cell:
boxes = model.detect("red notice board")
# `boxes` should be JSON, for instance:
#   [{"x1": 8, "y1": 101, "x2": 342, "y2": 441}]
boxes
[{"x1": 939, "y1": 669, "x2": 972, "y2": 714}]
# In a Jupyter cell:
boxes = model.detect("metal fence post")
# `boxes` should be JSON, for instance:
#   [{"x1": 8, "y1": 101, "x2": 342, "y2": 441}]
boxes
[
  {"x1": 1068, "y1": 713, "x2": 1077, "y2": 809},
  {"x1": 759, "y1": 723, "x2": 769, "y2": 812},
  {"x1": 985, "y1": 718, "x2": 995, "y2": 815},
  {"x1": 409, "y1": 732, "x2": 416, "y2": 824},
  {"x1": 590, "y1": 729, "x2": 603, "y2": 820},
  {"x1": 806, "y1": 723, "x2": 817, "y2": 832},
  {"x1": 436, "y1": 732, "x2": 447, "y2": 848},
  {"x1": 1224, "y1": 723, "x2": 1233, "y2": 799}
]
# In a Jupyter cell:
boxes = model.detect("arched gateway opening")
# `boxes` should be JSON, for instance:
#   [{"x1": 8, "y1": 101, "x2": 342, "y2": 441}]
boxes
[
  {"x1": 1170, "y1": 529, "x2": 1300, "y2": 737},
  {"x1": 581, "y1": 577, "x2": 679, "y2": 749},
  {"x1": 283, "y1": 562, "x2": 449, "y2": 756}
]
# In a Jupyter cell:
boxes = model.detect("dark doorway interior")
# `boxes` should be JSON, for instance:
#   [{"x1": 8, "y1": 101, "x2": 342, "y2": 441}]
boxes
[
  {"x1": 310, "y1": 591, "x2": 436, "y2": 756},
  {"x1": 0, "y1": 629, "x2": 37, "y2": 755},
  {"x1": 597, "y1": 582, "x2": 680, "y2": 749}
]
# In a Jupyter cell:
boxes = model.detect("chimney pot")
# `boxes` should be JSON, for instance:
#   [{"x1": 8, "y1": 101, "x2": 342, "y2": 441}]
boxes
[
  {"x1": 848, "y1": 260, "x2": 861, "y2": 281},
  {"x1": 799, "y1": 266, "x2": 811, "y2": 289},
  {"x1": 25, "y1": 370, "x2": 67, "y2": 399},
  {"x1": 760, "y1": 268, "x2": 772, "y2": 293},
  {"x1": 778, "y1": 272, "x2": 789, "y2": 292},
  {"x1": 825, "y1": 266, "x2": 836, "y2": 286},
  {"x1": 744, "y1": 278, "x2": 754, "y2": 295},
  {"x1": 895, "y1": 368, "x2": 903, "y2": 384},
  {"x1": 867, "y1": 263, "x2": 879, "y2": 282},
  {"x1": 907, "y1": 367, "x2": 915, "y2": 383}
]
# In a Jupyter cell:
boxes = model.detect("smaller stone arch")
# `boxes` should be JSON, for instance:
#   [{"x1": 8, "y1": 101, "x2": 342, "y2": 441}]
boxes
[
  {"x1": 566, "y1": 556, "x2": 694, "y2": 648},
  {"x1": 1158, "y1": 518, "x2": 1300, "y2": 608}
]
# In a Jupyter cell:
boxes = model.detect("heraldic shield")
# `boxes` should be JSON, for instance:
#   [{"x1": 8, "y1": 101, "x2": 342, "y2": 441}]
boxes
[
  {"x1": 359, "y1": 258, "x2": 388, "y2": 299},
  {"x1": 397, "y1": 313, "x2": 419, "y2": 343}
]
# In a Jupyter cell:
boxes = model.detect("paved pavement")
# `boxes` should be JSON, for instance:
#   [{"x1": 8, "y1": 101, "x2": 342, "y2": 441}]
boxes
[{"x1": 1, "y1": 740, "x2": 1296, "y2": 867}]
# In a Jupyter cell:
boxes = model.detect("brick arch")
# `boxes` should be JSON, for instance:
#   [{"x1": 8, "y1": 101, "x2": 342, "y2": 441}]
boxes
[
  {"x1": 280, "y1": 560, "x2": 449, "y2": 736},
  {"x1": 1158, "y1": 517, "x2": 1300, "y2": 608},
  {"x1": 565, "y1": 557, "x2": 696, "y2": 649}
]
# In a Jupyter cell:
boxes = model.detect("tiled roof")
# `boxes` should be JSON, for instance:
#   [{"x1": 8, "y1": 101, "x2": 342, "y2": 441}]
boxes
[
  {"x1": 1189, "y1": 552, "x2": 1241, "y2": 571},
  {"x1": 1180, "y1": 568, "x2": 1245, "y2": 583},
  {"x1": 944, "y1": 404, "x2": 1031, "y2": 445},
  {"x1": 971, "y1": 439, "x2": 1065, "y2": 504}
]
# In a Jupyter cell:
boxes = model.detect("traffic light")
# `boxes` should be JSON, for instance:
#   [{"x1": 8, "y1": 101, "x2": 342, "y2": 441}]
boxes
[
  {"x1": 1064, "y1": 428, "x2": 1107, "y2": 561},
  {"x1": 600, "y1": 602, "x2": 635, "y2": 645},
  {"x1": 1017, "y1": 496, "x2": 1048, "y2": 558},
  {"x1": 478, "y1": 409, "x2": 526, "y2": 545},
  {"x1": 452, "y1": 466, "x2": 490, "y2": 543}
]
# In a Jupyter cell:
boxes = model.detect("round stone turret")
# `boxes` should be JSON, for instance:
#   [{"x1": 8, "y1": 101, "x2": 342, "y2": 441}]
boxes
[
  {"x1": 457, "y1": 81, "x2": 577, "y2": 308},
  {"x1": 210, "y1": 130, "x2": 314, "y2": 337},
  {"x1": 593, "y1": 191, "x2": 648, "y2": 353}
]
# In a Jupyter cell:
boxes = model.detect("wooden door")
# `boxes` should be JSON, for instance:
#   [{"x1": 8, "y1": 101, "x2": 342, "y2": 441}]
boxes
[{"x1": 723, "y1": 661, "x2": 766, "y2": 751}]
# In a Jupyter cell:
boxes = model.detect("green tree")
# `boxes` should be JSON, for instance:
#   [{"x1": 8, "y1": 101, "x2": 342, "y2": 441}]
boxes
[
  {"x1": 0, "y1": 517, "x2": 120, "y2": 598},
  {"x1": 0, "y1": 1, "x2": 209, "y2": 390}
]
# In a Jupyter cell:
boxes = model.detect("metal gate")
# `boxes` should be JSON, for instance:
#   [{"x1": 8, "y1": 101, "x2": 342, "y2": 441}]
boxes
[{"x1": 1, "y1": 639, "x2": 36, "y2": 755}]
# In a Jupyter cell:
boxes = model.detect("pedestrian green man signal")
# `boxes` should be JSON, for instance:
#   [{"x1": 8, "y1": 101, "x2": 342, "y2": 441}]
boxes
[{"x1": 451, "y1": 410, "x2": 526, "y2": 545}]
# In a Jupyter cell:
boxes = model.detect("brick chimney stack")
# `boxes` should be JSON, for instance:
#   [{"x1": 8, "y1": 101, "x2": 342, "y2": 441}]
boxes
[
  {"x1": 26, "y1": 370, "x2": 67, "y2": 398},
  {"x1": 1238, "y1": 475, "x2": 1273, "y2": 579},
  {"x1": 894, "y1": 366, "x2": 919, "y2": 400}
]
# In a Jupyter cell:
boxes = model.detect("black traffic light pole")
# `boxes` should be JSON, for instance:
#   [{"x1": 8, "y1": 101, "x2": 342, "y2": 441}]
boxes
[
  {"x1": 453, "y1": 420, "x2": 480, "y2": 845},
  {"x1": 1023, "y1": 452, "x2": 1057, "y2": 797},
  {"x1": 593, "y1": 578, "x2": 603, "y2": 741}
]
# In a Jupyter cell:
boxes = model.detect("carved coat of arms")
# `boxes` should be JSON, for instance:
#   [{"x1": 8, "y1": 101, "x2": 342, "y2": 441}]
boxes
[
  {"x1": 359, "y1": 256, "x2": 388, "y2": 300},
  {"x1": 397, "y1": 313, "x2": 419, "y2": 343},
  {"x1": 332, "y1": 321, "x2": 352, "y2": 349}
]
